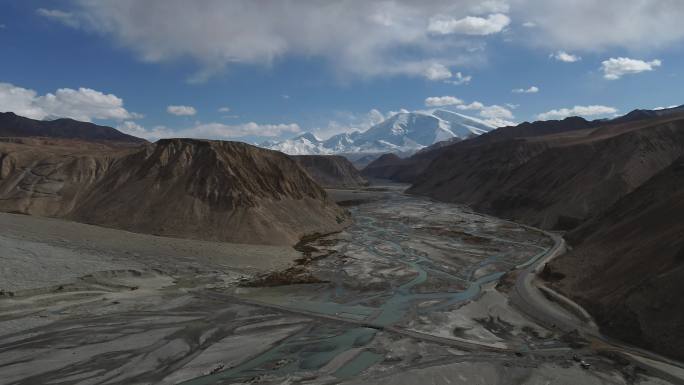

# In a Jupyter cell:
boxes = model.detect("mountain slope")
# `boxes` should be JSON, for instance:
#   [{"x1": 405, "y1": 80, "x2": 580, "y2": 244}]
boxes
[
  {"x1": 0, "y1": 112, "x2": 146, "y2": 143},
  {"x1": 261, "y1": 110, "x2": 496, "y2": 155},
  {"x1": 0, "y1": 138, "x2": 346, "y2": 245},
  {"x1": 361, "y1": 116, "x2": 592, "y2": 184},
  {"x1": 293, "y1": 155, "x2": 368, "y2": 188},
  {"x1": 546, "y1": 156, "x2": 684, "y2": 361},
  {"x1": 408, "y1": 115, "x2": 684, "y2": 229}
]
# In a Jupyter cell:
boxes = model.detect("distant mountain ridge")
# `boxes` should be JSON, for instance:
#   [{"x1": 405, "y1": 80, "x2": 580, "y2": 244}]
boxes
[
  {"x1": 0, "y1": 112, "x2": 146, "y2": 143},
  {"x1": 261, "y1": 109, "x2": 496, "y2": 155}
]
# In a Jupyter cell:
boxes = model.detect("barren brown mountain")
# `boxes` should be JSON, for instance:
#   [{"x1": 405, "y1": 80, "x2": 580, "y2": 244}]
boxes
[
  {"x1": 546, "y1": 156, "x2": 684, "y2": 361},
  {"x1": 0, "y1": 138, "x2": 347, "y2": 245},
  {"x1": 293, "y1": 155, "x2": 368, "y2": 188},
  {"x1": 407, "y1": 113, "x2": 684, "y2": 229},
  {"x1": 361, "y1": 117, "x2": 594, "y2": 184}
]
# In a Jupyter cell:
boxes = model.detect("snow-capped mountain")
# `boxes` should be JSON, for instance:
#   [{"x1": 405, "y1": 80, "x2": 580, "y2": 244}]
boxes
[{"x1": 261, "y1": 109, "x2": 497, "y2": 155}]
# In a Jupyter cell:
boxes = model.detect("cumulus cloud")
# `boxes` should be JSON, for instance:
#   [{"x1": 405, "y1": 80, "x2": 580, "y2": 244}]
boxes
[
  {"x1": 425, "y1": 96, "x2": 464, "y2": 107},
  {"x1": 522, "y1": 21, "x2": 536, "y2": 28},
  {"x1": 480, "y1": 105, "x2": 514, "y2": 119},
  {"x1": 217, "y1": 106, "x2": 231, "y2": 112},
  {"x1": 36, "y1": 8, "x2": 80, "y2": 28},
  {"x1": 551, "y1": 51, "x2": 581, "y2": 62},
  {"x1": 536, "y1": 105, "x2": 618, "y2": 120},
  {"x1": 444, "y1": 72, "x2": 472, "y2": 85},
  {"x1": 601, "y1": 57, "x2": 662, "y2": 80},
  {"x1": 39, "y1": 1, "x2": 684, "y2": 82},
  {"x1": 118, "y1": 121, "x2": 300, "y2": 141},
  {"x1": 41, "y1": 1, "x2": 512, "y2": 81},
  {"x1": 167, "y1": 105, "x2": 197, "y2": 116},
  {"x1": 455, "y1": 101, "x2": 485, "y2": 110},
  {"x1": 512, "y1": 86, "x2": 539, "y2": 93},
  {"x1": 0, "y1": 82, "x2": 136, "y2": 121},
  {"x1": 428, "y1": 13, "x2": 510, "y2": 35},
  {"x1": 423, "y1": 63, "x2": 453, "y2": 81},
  {"x1": 438, "y1": 99, "x2": 515, "y2": 126}
]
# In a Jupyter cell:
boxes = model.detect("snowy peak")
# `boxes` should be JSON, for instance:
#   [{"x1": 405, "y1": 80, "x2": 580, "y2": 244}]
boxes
[{"x1": 261, "y1": 109, "x2": 497, "y2": 155}]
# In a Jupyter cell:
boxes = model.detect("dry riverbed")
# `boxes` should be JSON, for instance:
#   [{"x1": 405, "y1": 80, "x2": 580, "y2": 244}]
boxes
[{"x1": 0, "y1": 186, "x2": 681, "y2": 384}]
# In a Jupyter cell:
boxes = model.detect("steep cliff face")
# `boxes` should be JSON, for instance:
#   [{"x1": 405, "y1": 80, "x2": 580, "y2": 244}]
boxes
[
  {"x1": 547, "y1": 156, "x2": 684, "y2": 361},
  {"x1": 0, "y1": 138, "x2": 347, "y2": 245},
  {"x1": 408, "y1": 116, "x2": 684, "y2": 229},
  {"x1": 292, "y1": 155, "x2": 368, "y2": 188}
]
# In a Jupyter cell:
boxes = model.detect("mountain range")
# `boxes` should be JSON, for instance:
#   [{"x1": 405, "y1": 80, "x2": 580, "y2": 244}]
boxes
[
  {"x1": 362, "y1": 104, "x2": 684, "y2": 361},
  {"x1": 260, "y1": 109, "x2": 497, "y2": 155},
  {"x1": 0, "y1": 111, "x2": 146, "y2": 144}
]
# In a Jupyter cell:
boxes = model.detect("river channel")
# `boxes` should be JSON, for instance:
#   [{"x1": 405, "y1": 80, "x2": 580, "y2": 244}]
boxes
[{"x1": 183, "y1": 188, "x2": 555, "y2": 384}]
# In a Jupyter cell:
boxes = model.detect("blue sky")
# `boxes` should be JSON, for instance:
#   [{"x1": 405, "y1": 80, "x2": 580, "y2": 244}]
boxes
[{"x1": 1, "y1": 0, "x2": 683, "y2": 142}]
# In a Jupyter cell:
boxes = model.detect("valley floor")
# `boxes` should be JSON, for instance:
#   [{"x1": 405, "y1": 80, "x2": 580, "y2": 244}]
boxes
[{"x1": 0, "y1": 186, "x2": 682, "y2": 384}]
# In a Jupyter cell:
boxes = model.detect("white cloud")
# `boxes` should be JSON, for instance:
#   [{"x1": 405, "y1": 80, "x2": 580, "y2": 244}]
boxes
[
  {"x1": 444, "y1": 72, "x2": 472, "y2": 85},
  {"x1": 425, "y1": 96, "x2": 464, "y2": 107},
  {"x1": 52, "y1": 1, "x2": 503, "y2": 82},
  {"x1": 118, "y1": 121, "x2": 300, "y2": 141},
  {"x1": 0, "y1": 24, "x2": 6, "y2": 30},
  {"x1": 478, "y1": 104, "x2": 515, "y2": 127},
  {"x1": 536, "y1": 105, "x2": 618, "y2": 120},
  {"x1": 116, "y1": 121, "x2": 147, "y2": 136},
  {"x1": 428, "y1": 13, "x2": 510, "y2": 35},
  {"x1": 449, "y1": 101, "x2": 515, "y2": 126},
  {"x1": 167, "y1": 105, "x2": 197, "y2": 116},
  {"x1": 512, "y1": 86, "x2": 539, "y2": 93},
  {"x1": 480, "y1": 104, "x2": 514, "y2": 120},
  {"x1": 456, "y1": 101, "x2": 485, "y2": 110},
  {"x1": 217, "y1": 106, "x2": 231, "y2": 113},
  {"x1": 36, "y1": 2, "x2": 684, "y2": 81},
  {"x1": 0, "y1": 82, "x2": 136, "y2": 122},
  {"x1": 513, "y1": 1, "x2": 684, "y2": 51},
  {"x1": 423, "y1": 63, "x2": 452, "y2": 81},
  {"x1": 601, "y1": 57, "x2": 662, "y2": 80},
  {"x1": 522, "y1": 21, "x2": 536, "y2": 28},
  {"x1": 551, "y1": 51, "x2": 581, "y2": 62},
  {"x1": 36, "y1": 8, "x2": 80, "y2": 28}
]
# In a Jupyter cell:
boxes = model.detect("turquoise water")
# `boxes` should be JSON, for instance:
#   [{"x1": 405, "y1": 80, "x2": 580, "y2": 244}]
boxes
[{"x1": 182, "y1": 193, "x2": 550, "y2": 384}]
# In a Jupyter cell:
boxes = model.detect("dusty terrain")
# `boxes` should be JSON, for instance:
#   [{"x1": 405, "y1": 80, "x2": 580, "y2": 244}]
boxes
[
  {"x1": 0, "y1": 138, "x2": 347, "y2": 245},
  {"x1": 1, "y1": 186, "x2": 681, "y2": 384}
]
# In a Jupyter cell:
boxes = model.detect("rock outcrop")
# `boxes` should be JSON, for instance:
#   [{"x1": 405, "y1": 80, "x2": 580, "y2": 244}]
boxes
[{"x1": 292, "y1": 155, "x2": 368, "y2": 188}]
